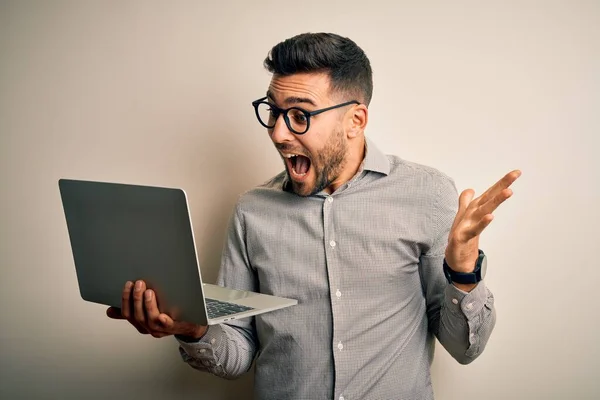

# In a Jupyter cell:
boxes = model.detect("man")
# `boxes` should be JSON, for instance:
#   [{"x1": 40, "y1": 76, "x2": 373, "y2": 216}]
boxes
[{"x1": 107, "y1": 33, "x2": 521, "y2": 399}]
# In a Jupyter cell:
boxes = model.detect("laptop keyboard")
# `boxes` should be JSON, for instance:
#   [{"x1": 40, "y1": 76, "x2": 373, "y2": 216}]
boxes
[{"x1": 205, "y1": 298, "x2": 254, "y2": 319}]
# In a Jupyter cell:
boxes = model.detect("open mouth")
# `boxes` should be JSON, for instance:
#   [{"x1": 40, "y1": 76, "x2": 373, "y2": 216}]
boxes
[{"x1": 283, "y1": 153, "x2": 312, "y2": 179}]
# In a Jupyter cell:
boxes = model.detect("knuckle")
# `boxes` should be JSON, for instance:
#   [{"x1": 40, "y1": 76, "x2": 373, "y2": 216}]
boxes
[{"x1": 132, "y1": 289, "x2": 143, "y2": 301}]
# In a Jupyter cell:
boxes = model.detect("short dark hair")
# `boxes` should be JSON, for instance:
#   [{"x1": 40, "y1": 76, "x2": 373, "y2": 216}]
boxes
[{"x1": 264, "y1": 33, "x2": 373, "y2": 106}]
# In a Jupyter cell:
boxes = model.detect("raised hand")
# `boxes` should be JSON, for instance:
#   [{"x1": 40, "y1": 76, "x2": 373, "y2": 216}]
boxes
[
  {"x1": 444, "y1": 170, "x2": 522, "y2": 278},
  {"x1": 106, "y1": 280, "x2": 207, "y2": 339}
]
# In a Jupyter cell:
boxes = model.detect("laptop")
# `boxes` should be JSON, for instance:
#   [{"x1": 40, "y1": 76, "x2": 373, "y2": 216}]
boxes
[{"x1": 58, "y1": 178, "x2": 297, "y2": 326}]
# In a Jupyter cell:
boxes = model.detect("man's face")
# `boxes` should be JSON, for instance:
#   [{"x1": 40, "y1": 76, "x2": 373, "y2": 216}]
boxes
[{"x1": 266, "y1": 73, "x2": 350, "y2": 197}]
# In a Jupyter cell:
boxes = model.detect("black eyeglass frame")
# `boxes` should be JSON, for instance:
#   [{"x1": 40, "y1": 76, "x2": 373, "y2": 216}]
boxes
[{"x1": 251, "y1": 96, "x2": 360, "y2": 135}]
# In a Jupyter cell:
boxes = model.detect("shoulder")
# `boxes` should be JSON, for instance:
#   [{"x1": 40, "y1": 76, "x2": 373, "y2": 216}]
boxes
[
  {"x1": 385, "y1": 155, "x2": 457, "y2": 195},
  {"x1": 232, "y1": 170, "x2": 290, "y2": 214}
]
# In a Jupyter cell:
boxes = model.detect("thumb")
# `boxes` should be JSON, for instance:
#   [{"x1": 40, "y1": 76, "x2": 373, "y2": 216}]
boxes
[
  {"x1": 458, "y1": 189, "x2": 475, "y2": 213},
  {"x1": 159, "y1": 313, "x2": 173, "y2": 328},
  {"x1": 450, "y1": 189, "x2": 475, "y2": 232}
]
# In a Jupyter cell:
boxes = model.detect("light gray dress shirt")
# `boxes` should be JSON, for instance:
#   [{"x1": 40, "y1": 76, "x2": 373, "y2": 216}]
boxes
[{"x1": 177, "y1": 137, "x2": 496, "y2": 400}]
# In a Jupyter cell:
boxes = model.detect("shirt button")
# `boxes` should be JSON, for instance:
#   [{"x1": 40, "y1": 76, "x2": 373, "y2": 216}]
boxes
[
  {"x1": 199, "y1": 348, "x2": 206, "y2": 354},
  {"x1": 340, "y1": 396, "x2": 345, "y2": 400},
  {"x1": 330, "y1": 240, "x2": 336, "y2": 248},
  {"x1": 336, "y1": 289, "x2": 342, "y2": 298},
  {"x1": 327, "y1": 196, "x2": 333, "y2": 203},
  {"x1": 337, "y1": 342, "x2": 343, "y2": 350},
  {"x1": 465, "y1": 303, "x2": 473, "y2": 310},
  {"x1": 451, "y1": 298, "x2": 459, "y2": 305},
  {"x1": 210, "y1": 338, "x2": 216, "y2": 345}
]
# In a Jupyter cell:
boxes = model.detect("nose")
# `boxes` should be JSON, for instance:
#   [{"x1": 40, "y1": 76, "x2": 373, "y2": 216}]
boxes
[{"x1": 269, "y1": 113, "x2": 295, "y2": 144}]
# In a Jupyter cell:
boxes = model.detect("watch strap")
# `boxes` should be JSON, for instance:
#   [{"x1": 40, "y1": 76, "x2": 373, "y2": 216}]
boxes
[{"x1": 443, "y1": 250, "x2": 484, "y2": 284}]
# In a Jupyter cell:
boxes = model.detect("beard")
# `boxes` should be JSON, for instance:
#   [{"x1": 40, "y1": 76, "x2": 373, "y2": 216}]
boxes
[{"x1": 287, "y1": 127, "x2": 348, "y2": 197}]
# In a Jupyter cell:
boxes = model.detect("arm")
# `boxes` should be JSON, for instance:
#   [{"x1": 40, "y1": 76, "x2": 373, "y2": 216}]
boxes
[
  {"x1": 177, "y1": 201, "x2": 259, "y2": 378},
  {"x1": 420, "y1": 254, "x2": 496, "y2": 364},
  {"x1": 419, "y1": 174, "x2": 496, "y2": 364},
  {"x1": 421, "y1": 169, "x2": 520, "y2": 364}
]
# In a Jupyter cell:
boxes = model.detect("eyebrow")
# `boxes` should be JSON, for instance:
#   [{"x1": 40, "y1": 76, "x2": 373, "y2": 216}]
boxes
[{"x1": 266, "y1": 91, "x2": 317, "y2": 107}]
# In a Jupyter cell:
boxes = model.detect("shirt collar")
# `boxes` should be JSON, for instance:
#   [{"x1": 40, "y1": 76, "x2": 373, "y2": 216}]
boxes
[{"x1": 361, "y1": 136, "x2": 390, "y2": 176}]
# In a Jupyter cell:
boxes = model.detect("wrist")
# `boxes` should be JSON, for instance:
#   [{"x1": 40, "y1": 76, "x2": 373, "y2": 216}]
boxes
[
  {"x1": 176, "y1": 326, "x2": 209, "y2": 342},
  {"x1": 443, "y1": 250, "x2": 487, "y2": 286},
  {"x1": 452, "y1": 282, "x2": 478, "y2": 292}
]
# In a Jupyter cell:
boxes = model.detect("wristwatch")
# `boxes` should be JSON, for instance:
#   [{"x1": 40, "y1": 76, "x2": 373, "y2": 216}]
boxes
[{"x1": 443, "y1": 249, "x2": 487, "y2": 284}]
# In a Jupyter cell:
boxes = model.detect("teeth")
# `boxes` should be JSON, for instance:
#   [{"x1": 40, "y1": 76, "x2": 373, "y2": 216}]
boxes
[{"x1": 284, "y1": 153, "x2": 307, "y2": 177}]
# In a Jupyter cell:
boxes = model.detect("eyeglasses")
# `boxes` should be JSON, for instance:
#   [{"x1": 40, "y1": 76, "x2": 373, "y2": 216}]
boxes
[{"x1": 252, "y1": 96, "x2": 359, "y2": 135}]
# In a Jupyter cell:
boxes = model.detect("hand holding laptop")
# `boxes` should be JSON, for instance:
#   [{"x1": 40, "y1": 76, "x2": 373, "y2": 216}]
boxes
[
  {"x1": 59, "y1": 178, "x2": 297, "y2": 329},
  {"x1": 106, "y1": 280, "x2": 208, "y2": 340}
]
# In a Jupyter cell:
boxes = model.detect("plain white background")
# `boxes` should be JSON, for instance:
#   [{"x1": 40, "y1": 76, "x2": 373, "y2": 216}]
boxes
[{"x1": 1, "y1": 1, "x2": 598, "y2": 399}]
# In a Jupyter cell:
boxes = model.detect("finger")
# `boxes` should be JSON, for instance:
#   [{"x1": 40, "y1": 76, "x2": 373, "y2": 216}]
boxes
[
  {"x1": 132, "y1": 280, "x2": 148, "y2": 326},
  {"x1": 450, "y1": 189, "x2": 475, "y2": 232},
  {"x1": 159, "y1": 313, "x2": 205, "y2": 338},
  {"x1": 474, "y1": 188, "x2": 513, "y2": 220},
  {"x1": 144, "y1": 289, "x2": 164, "y2": 331},
  {"x1": 458, "y1": 189, "x2": 475, "y2": 217},
  {"x1": 158, "y1": 313, "x2": 175, "y2": 330},
  {"x1": 478, "y1": 170, "x2": 521, "y2": 205},
  {"x1": 121, "y1": 281, "x2": 134, "y2": 320},
  {"x1": 118, "y1": 281, "x2": 149, "y2": 335},
  {"x1": 106, "y1": 292, "x2": 148, "y2": 335},
  {"x1": 106, "y1": 307, "x2": 125, "y2": 319}
]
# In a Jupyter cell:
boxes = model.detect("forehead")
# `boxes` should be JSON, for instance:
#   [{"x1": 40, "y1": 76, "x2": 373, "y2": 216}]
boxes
[{"x1": 267, "y1": 72, "x2": 332, "y2": 106}]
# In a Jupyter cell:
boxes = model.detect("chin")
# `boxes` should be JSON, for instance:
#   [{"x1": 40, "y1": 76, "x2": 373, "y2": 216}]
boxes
[
  {"x1": 285, "y1": 168, "x2": 314, "y2": 197},
  {"x1": 290, "y1": 181, "x2": 314, "y2": 197}
]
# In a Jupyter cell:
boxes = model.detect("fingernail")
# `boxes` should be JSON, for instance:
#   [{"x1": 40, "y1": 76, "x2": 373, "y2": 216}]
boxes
[
  {"x1": 125, "y1": 281, "x2": 133, "y2": 290},
  {"x1": 144, "y1": 290, "x2": 152, "y2": 301},
  {"x1": 135, "y1": 281, "x2": 142, "y2": 291}
]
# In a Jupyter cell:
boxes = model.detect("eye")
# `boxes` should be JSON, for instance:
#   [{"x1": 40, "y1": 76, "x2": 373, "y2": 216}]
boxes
[{"x1": 290, "y1": 109, "x2": 308, "y2": 124}]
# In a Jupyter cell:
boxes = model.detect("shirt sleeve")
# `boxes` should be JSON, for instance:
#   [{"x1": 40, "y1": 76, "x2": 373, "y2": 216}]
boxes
[
  {"x1": 419, "y1": 173, "x2": 496, "y2": 365},
  {"x1": 176, "y1": 200, "x2": 259, "y2": 378}
]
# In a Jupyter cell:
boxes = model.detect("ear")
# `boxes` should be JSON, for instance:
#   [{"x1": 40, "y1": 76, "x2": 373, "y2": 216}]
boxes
[{"x1": 345, "y1": 104, "x2": 368, "y2": 139}]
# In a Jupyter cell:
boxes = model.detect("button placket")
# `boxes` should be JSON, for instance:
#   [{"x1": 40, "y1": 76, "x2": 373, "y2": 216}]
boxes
[{"x1": 323, "y1": 193, "x2": 346, "y2": 388}]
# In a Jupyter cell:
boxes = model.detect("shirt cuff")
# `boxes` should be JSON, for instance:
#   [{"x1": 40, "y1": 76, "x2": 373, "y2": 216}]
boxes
[
  {"x1": 176, "y1": 325, "x2": 225, "y2": 360},
  {"x1": 444, "y1": 281, "x2": 488, "y2": 320}
]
